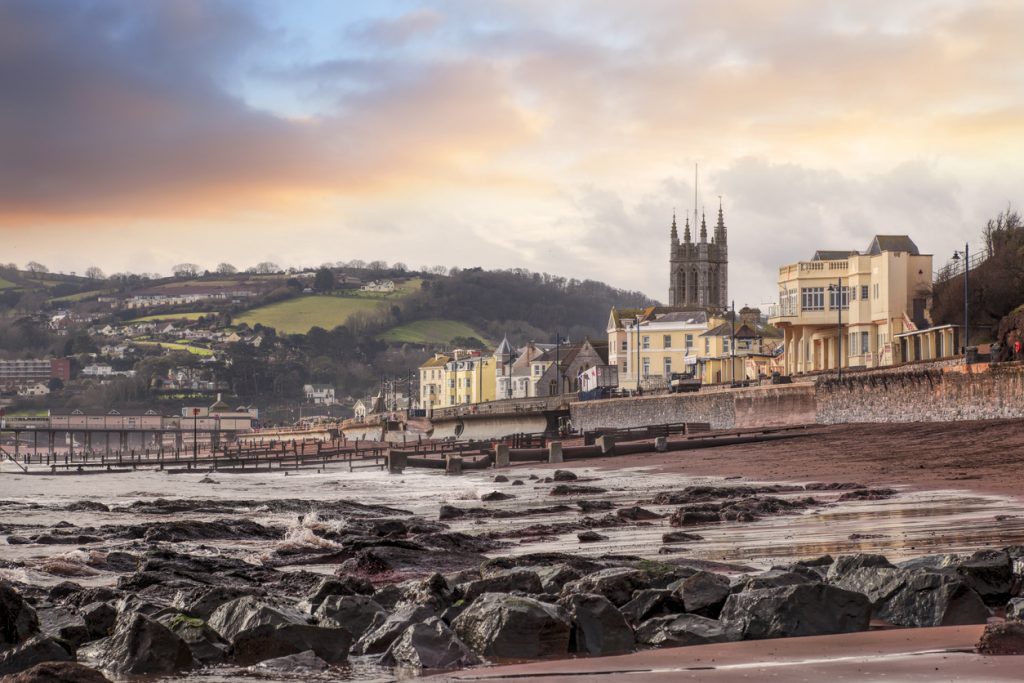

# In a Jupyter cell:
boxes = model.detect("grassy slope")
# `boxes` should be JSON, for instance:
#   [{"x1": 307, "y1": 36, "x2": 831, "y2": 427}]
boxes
[
  {"x1": 127, "y1": 312, "x2": 212, "y2": 323},
  {"x1": 130, "y1": 340, "x2": 215, "y2": 356},
  {"x1": 379, "y1": 319, "x2": 488, "y2": 345},
  {"x1": 234, "y1": 296, "x2": 384, "y2": 334},
  {"x1": 0, "y1": 277, "x2": 16, "y2": 290}
]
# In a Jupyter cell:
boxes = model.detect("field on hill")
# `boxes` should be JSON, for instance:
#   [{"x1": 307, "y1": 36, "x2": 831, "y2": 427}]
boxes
[
  {"x1": 0, "y1": 277, "x2": 16, "y2": 290},
  {"x1": 379, "y1": 318, "x2": 488, "y2": 345},
  {"x1": 131, "y1": 340, "x2": 215, "y2": 356},
  {"x1": 234, "y1": 296, "x2": 384, "y2": 334},
  {"x1": 127, "y1": 312, "x2": 212, "y2": 323},
  {"x1": 50, "y1": 288, "x2": 115, "y2": 303}
]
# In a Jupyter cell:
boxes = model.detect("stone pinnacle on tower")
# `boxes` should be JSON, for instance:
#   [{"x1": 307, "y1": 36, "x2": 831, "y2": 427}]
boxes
[
  {"x1": 670, "y1": 211, "x2": 678, "y2": 243},
  {"x1": 716, "y1": 196, "x2": 727, "y2": 244},
  {"x1": 700, "y1": 210, "x2": 707, "y2": 242},
  {"x1": 683, "y1": 215, "x2": 691, "y2": 243}
]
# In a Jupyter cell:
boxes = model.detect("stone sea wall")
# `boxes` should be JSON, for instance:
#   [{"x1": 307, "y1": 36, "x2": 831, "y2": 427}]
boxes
[{"x1": 569, "y1": 361, "x2": 1024, "y2": 430}]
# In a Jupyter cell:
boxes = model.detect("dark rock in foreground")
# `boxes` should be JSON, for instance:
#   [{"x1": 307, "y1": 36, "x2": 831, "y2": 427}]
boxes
[
  {"x1": 0, "y1": 661, "x2": 112, "y2": 683},
  {"x1": 86, "y1": 613, "x2": 195, "y2": 675},
  {"x1": 453, "y1": 593, "x2": 570, "y2": 660},
  {"x1": 720, "y1": 583, "x2": 871, "y2": 640},
  {"x1": 635, "y1": 613, "x2": 735, "y2": 648},
  {"x1": 832, "y1": 567, "x2": 989, "y2": 627},
  {"x1": 976, "y1": 621, "x2": 1024, "y2": 655},
  {"x1": 0, "y1": 636, "x2": 73, "y2": 676},
  {"x1": 381, "y1": 617, "x2": 480, "y2": 670},
  {"x1": 1, "y1": 581, "x2": 39, "y2": 648}
]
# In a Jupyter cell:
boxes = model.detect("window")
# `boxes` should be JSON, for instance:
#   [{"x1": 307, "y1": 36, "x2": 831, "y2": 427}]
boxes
[
  {"x1": 829, "y1": 286, "x2": 849, "y2": 310},
  {"x1": 801, "y1": 287, "x2": 825, "y2": 311},
  {"x1": 685, "y1": 334, "x2": 693, "y2": 348},
  {"x1": 642, "y1": 335, "x2": 650, "y2": 350},
  {"x1": 664, "y1": 357, "x2": 672, "y2": 375},
  {"x1": 873, "y1": 283, "x2": 880, "y2": 299},
  {"x1": 779, "y1": 288, "x2": 798, "y2": 316},
  {"x1": 533, "y1": 365, "x2": 541, "y2": 376},
  {"x1": 620, "y1": 341, "x2": 627, "y2": 352},
  {"x1": 448, "y1": 379, "x2": 455, "y2": 388},
  {"x1": 464, "y1": 378, "x2": 472, "y2": 388},
  {"x1": 861, "y1": 332, "x2": 870, "y2": 354},
  {"x1": 861, "y1": 285, "x2": 868, "y2": 300},
  {"x1": 641, "y1": 357, "x2": 650, "y2": 376},
  {"x1": 704, "y1": 338, "x2": 710, "y2": 354},
  {"x1": 663, "y1": 334, "x2": 671, "y2": 349},
  {"x1": 723, "y1": 337, "x2": 730, "y2": 353},
  {"x1": 465, "y1": 394, "x2": 471, "y2": 403}
]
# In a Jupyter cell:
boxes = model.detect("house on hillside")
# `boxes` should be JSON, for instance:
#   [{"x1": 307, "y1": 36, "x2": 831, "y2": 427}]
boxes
[
  {"x1": 360, "y1": 280, "x2": 395, "y2": 293},
  {"x1": 304, "y1": 384, "x2": 337, "y2": 405}
]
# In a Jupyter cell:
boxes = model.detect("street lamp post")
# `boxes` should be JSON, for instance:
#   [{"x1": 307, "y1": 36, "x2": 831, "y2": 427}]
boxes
[
  {"x1": 634, "y1": 316, "x2": 642, "y2": 393},
  {"x1": 951, "y1": 244, "x2": 970, "y2": 362},
  {"x1": 730, "y1": 300, "x2": 736, "y2": 385},
  {"x1": 191, "y1": 407, "x2": 200, "y2": 464},
  {"x1": 828, "y1": 278, "x2": 843, "y2": 380}
]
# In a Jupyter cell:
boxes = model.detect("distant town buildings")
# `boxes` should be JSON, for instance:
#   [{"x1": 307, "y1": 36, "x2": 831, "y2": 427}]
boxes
[
  {"x1": 0, "y1": 358, "x2": 71, "y2": 390},
  {"x1": 303, "y1": 383, "x2": 337, "y2": 405}
]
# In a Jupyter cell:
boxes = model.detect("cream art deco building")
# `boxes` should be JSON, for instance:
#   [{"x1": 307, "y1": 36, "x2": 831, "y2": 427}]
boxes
[{"x1": 769, "y1": 235, "x2": 935, "y2": 374}]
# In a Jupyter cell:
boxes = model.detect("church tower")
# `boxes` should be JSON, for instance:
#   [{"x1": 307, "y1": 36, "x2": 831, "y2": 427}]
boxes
[{"x1": 668, "y1": 192, "x2": 728, "y2": 312}]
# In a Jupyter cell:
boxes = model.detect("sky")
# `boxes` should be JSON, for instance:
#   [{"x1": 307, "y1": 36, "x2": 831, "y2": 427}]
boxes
[{"x1": 2, "y1": 0, "x2": 1022, "y2": 307}]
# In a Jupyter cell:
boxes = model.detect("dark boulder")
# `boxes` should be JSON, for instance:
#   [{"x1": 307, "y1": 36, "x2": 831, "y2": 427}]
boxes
[
  {"x1": 578, "y1": 500, "x2": 616, "y2": 513},
  {"x1": 179, "y1": 586, "x2": 262, "y2": 621},
  {"x1": 208, "y1": 596, "x2": 350, "y2": 665},
  {"x1": 957, "y1": 549, "x2": 1013, "y2": 606},
  {"x1": 80, "y1": 602, "x2": 116, "y2": 640},
  {"x1": 663, "y1": 531, "x2": 703, "y2": 544},
  {"x1": 552, "y1": 470, "x2": 578, "y2": 481},
  {"x1": 720, "y1": 584, "x2": 871, "y2": 639},
  {"x1": 562, "y1": 568, "x2": 649, "y2": 607},
  {"x1": 733, "y1": 569, "x2": 815, "y2": 593},
  {"x1": 35, "y1": 606, "x2": 90, "y2": 649},
  {"x1": 619, "y1": 589, "x2": 683, "y2": 625},
  {"x1": 0, "y1": 661, "x2": 111, "y2": 682},
  {"x1": 314, "y1": 595, "x2": 385, "y2": 638},
  {"x1": 481, "y1": 491, "x2": 515, "y2": 502},
  {"x1": 577, "y1": 531, "x2": 607, "y2": 543},
  {"x1": 833, "y1": 567, "x2": 989, "y2": 628},
  {"x1": 305, "y1": 576, "x2": 373, "y2": 614},
  {"x1": 535, "y1": 564, "x2": 584, "y2": 594},
  {"x1": 453, "y1": 593, "x2": 570, "y2": 660},
  {"x1": 826, "y1": 553, "x2": 895, "y2": 581},
  {"x1": 616, "y1": 506, "x2": 662, "y2": 521},
  {"x1": 0, "y1": 636, "x2": 72, "y2": 676},
  {"x1": 249, "y1": 649, "x2": 330, "y2": 673},
  {"x1": 397, "y1": 573, "x2": 455, "y2": 612},
  {"x1": 1006, "y1": 597, "x2": 1024, "y2": 620},
  {"x1": 380, "y1": 617, "x2": 480, "y2": 670},
  {"x1": 559, "y1": 593, "x2": 634, "y2": 656},
  {"x1": 87, "y1": 613, "x2": 194, "y2": 675},
  {"x1": 493, "y1": 475, "x2": 509, "y2": 483},
  {"x1": 157, "y1": 613, "x2": 229, "y2": 666},
  {"x1": 976, "y1": 621, "x2": 1024, "y2": 655},
  {"x1": 675, "y1": 571, "x2": 731, "y2": 618},
  {"x1": 550, "y1": 485, "x2": 607, "y2": 496},
  {"x1": 352, "y1": 604, "x2": 435, "y2": 655},
  {"x1": 0, "y1": 581, "x2": 39, "y2": 648},
  {"x1": 458, "y1": 569, "x2": 543, "y2": 602},
  {"x1": 635, "y1": 613, "x2": 736, "y2": 648},
  {"x1": 669, "y1": 509, "x2": 720, "y2": 527}
]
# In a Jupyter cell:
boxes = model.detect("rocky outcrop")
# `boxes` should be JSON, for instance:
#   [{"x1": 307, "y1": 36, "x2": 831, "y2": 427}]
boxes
[
  {"x1": 0, "y1": 661, "x2": 112, "y2": 683},
  {"x1": 635, "y1": 614, "x2": 736, "y2": 648},
  {"x1": 832, "y1": 567, "x2": 989, "y2": 627},
  {"x1": 561, "y1": 568, "x2": 649, "y2": 607},
  {"x1": 313, "y1": 595, "x2": 386, "y2": 639},
  {"x1": 559, "y1": 593, "x2": 634, "y2": 656},
  {"x1": 457, "y1": 569, "x2": 543, "y2": 602},
  {"x1": 720, "y1": 584, "x2": 871, "y2": 639},
  {"x1": 0, "y1": 582, "x2": 39, "y2": 648},
  {"x1": 452, "y1": 593, "x2": 570, "y2": 660},
  {"x1": 0, "y1": 636, "x2": 72, "y2": 677},
  {"x1": 380, "y1": 617, "x2": 480, "y2": 670},
  {"x1": 352, "y1": 604, "x2": 435, "y2": 655},
  {"x1": 87, "y1": 613, "x2": 195, "y2": 675},
  {"x1": 976, "y1": 621, "x2": 1024, "y2": 655},
  {"x1": 675, "y1": 571, "x2": 731, "y2": 618}
]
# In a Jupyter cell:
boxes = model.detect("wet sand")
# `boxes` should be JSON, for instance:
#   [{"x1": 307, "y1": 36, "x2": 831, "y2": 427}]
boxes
[
  {"x1": 574, "y1": 420, "x2": 1024, "y2": 497},
  {"x1": 435, "y1": 625, "x2": 1024, "y2": 682}
]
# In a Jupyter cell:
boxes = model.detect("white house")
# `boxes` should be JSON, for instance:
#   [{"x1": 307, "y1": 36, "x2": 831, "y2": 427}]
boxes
[
  {"x1": 82, "y1": 364, "x2": 115, "y2": 377},
  {"x1": 360, "y1": 280, "x2": 395, "y2": 293},
  {"x1": 304, "y1": 384, "x2": 336, "y2": 405},
  {"x1": 18, "y1": 382, "x2": 50, "y2": 397}
]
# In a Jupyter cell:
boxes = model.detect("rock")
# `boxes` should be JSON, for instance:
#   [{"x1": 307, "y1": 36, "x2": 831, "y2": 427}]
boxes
[
  {"x1": 552, "y1": 470, "x2": 578, "y2": 481},
  {"x1": 663, "y1": 531, "x2": 703, "y2": 544},
  {"x1": 535, "y1": 564, "x2": 584, "y2": 594},
  {"x1": 208, "y1": 596, "x2": 350, "y2": 665},
  {"x1": 180, "y1": 587, "x2": 261, "y2": 621},
  {"x1": 562, "y1": 568, "x2": 649, "y2": 607},
  {"x1": 720, "y1": 584, "x2": 871, "y2": 640},
  {"x1": 577, "y1": 531, "x2": 607, "y2": 543},
  {"x1": 480, "y1": 491, "x2": 515, "y2": 502},
  {"x1": 314, "y1": 595, "x2": 386, "y2": 638},
  {"x1": 81, "y1": 602, "x2": 116, "y2": 640},
  {"x1": 635, "y1": 614, "x2": 736, "y2": 648},
  {"x1": 438, "y1": 505, "x2": 465, "y2": 520},
  {"x1": 157, "y1": 613, "x2": 229, "y2": 666},
  {"x1": 796, "y1": 554, "x2": 834, "y2": 567},
  {"x1": 550, "y1": 485, "x2": 607, "y2": 496},
  {"x1": 957, "y1": 549, "x2": 1013, "y2": 606},
  {"x1": 453, "y1": 593, "x2": 570, "y2": 660},
  {"x1": 559, "y1": 593, "x2": 634, "y2": 656},
  {"x1": 832, "y1": 567, "x2": 989, "y2": 628},
  {"x1": 305, "y1": 576, "x2": 374, "y2": 614},
  {"x1": 676, "y1": 571, "x2": 731, "y2": 618},
  {"x1": 616, "y1": 506, "x2": 663, "y2": 521},
  {"x1": 0, "y1": 581, "x2": 39, "y2": 648},
  {"x1": 733, "y1": 569, "x2": 814, "y2": 593},
  {"x1": 251, "y1": 649, "x2": 330, "y2": 673},
  {"x1": 381, "y1": 617, "x2": 480, "y2": 670},
  {"x1": 619, "y1": 589, "x2": 684, "y2": 625},
  {"x1": 826, "y1": 553, "x2": 895, "y2": 581},
  {"x1": 511, "y1": 480, "x2": 524, "y2": 486},
  {"x1": 1007, "y1": 597, "x2": 1024, "y2": 620},
  {"x1": 837, "y1": 488, "x2": 897, "y2": 501},
  {"x1": 459, "y1": 569, "x2": 543, "y2": 603},
  {"x1": 88, "y1": 613, "x2": 195, "y2": 675},
  {"x1": 397, "y1": 573, "x2": 455, "y2": 612},
  {"x1": 578, "y1": 500, "x2": 616, "y2": 513},
  {"x1": 669, "y1": 510, "x2": 720, "y2": 527},
  {"x1": 0, "y1": 661, "x2": 111, "y2": 682},
  {"x1": 0, "y1": 636, "x2": 72, "y2": 676},
  {"x1": 352, "y1": 604, "x2": 436, "y2": 655},
  {"x1": 976, "y1": 621, "x2": 1024, "y2": 655},
  {"x1": 197, "y1": 476, "x2": 219, "y2": 484},
  {"x1": 493, "y1": 475, "x2": 509, "y2": 483}
]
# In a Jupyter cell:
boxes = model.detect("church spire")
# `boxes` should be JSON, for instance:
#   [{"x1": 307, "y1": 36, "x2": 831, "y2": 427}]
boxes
[
  {"x1": 716, "y1": 196, "x2": 727, "y2": 244},
  {"x1": 699, "y1": 210, "x2": 707, "y2": 242},
  {"x1": 683, "y1": 215, "x2": 691, "y2": 243},
  {"x1": 670, "y1": 211, "x2": 678, "y2": 243}
]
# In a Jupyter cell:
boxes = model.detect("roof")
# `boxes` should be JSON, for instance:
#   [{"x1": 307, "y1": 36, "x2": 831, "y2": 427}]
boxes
[
  {"x1": 307, "y1": 383, "x2": 333, "y2": 391},
  {"x1": 813, "y1": 250, "x2": 859, "y2": 261},
  {"x1": 865, "y1": 235, "x2": 920, "y2": 256},
  {"x1": 652, "y1": 311, "x2": 708, "y2": 324},
  {"x1": 419, "y1": 354, "x2": 450, "y2": 368}
]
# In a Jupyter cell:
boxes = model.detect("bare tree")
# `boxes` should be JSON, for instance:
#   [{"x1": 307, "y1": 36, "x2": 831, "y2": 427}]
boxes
[
  {"x1": 392, "y1": 262, "x2": 408, "y2": 272},
  {"x1": 367, "y1": 260, "x2": 387, "y2": 271},
  {"x1": 254, "y1": 262, "x2": 280, "y2": 274},
  {"x1": 216, "y1": 263, "x2": 238, "y2": 275},
  {"x1": 25, "y1": 261, "x2": 48, "y2": 275},
  {"x1": 347, "y1": 259, "x2": 366, "y2": 269},
  {"x1": 172, "y1": 263, "x2": 200, "y2": 278},
  {"x1": 84, "y1": 266, "x2": 106, "y2": 280}
]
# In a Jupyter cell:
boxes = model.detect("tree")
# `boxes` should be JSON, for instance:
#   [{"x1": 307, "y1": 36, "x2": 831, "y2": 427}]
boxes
[
  {"x1": 392, "y1": 262, "x2": 408, "y2": 272},
  {"x1": 47, "y1": 377, "x2": 64, "y2": 392},
  {"x1": 314, "y1": 267, "x2": 335, "y2": 292},
  {"x1": 254, "y1": 262, "x2": 280, "y2": 274},
  {"x1": 25, "y1": 261, "x2": 48, "y2": 275},
  {"x1": 84, "y1": 266, "x2": 106, "y2": 280},
  {"x1": 368, "y1": 260, "x2": 387, "y2": 271},
  {"x1": 216, "y1": 263, "x2": 237, "y2": 275},
  {"x1": 347, "y1": 259, "x2": 366, "y2": 269},
  {"x1": 172, "y1": 263, "x2": 200, "y2": 278}
]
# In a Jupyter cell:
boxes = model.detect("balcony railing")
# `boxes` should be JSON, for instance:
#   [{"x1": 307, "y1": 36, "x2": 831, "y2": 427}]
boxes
[{"x1": 779, "y1": 260, "x2": 850, "y2": 278}]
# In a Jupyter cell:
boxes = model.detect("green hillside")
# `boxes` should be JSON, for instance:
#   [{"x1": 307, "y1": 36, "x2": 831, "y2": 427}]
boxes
[
  {"x1": 0, "y1": 277, "x2": 17, "y2": 290},
  {"x1": 235, "y1": 295, "x2": 385, "y2": 334},
  {"x1": 379, "y1": 319, "x2": 488, "y2": 345}
]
